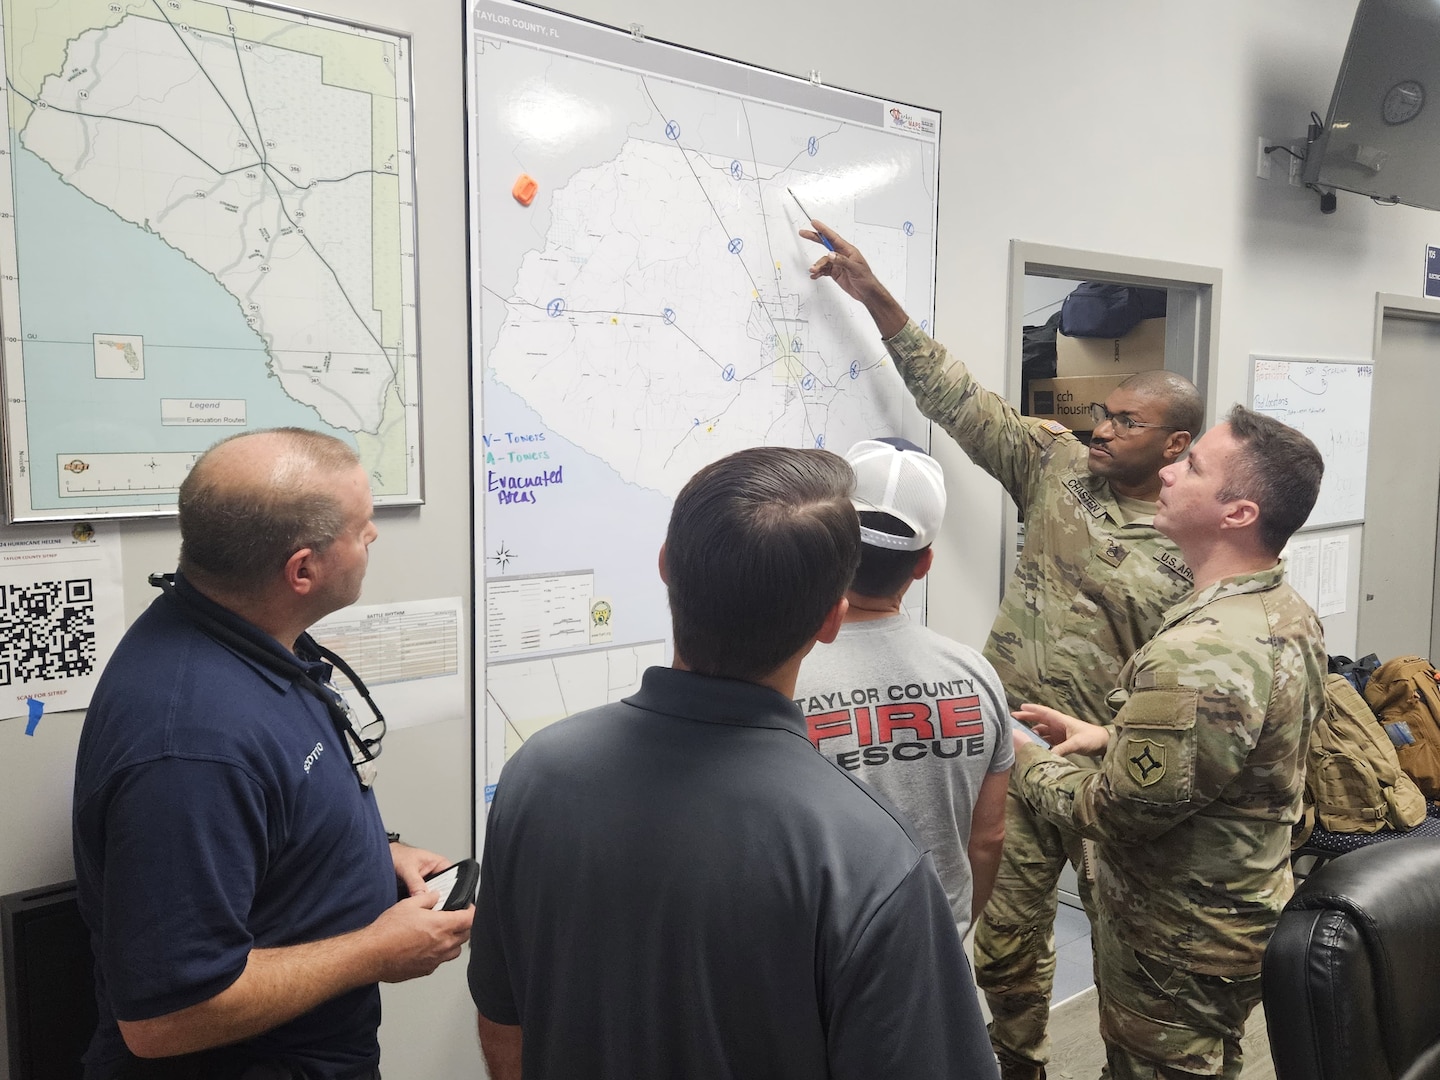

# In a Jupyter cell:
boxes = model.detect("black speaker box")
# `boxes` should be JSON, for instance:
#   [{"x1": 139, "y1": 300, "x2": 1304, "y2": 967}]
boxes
[{"x1": 2, "y1": 881, "x2": 96, "y2": 1080}]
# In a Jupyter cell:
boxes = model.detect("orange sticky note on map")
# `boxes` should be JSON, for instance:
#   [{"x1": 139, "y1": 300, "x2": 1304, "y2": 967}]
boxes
[{"x1": 512, "y1": 174, "x2": 538, "y2": 206}]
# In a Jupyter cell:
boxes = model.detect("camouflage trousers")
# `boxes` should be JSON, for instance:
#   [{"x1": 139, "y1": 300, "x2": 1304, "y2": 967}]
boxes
[
  {"x1": 1094, "y1": 910, "x2": 1262, "y2": 1079},
  {"x1": 974, "y1": 781, "x2": 1096, "y2": 1069}
]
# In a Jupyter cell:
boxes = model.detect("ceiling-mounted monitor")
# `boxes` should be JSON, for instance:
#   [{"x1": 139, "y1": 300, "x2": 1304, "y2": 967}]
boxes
[{"x1": 1303, "y1": 0, "x2": 1440, "y2": 211}]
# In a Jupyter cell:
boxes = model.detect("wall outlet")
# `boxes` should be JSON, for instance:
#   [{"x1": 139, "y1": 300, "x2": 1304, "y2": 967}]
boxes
[{"x1": 1257, "y1": 137, "x2": 1308, "y2": 185}]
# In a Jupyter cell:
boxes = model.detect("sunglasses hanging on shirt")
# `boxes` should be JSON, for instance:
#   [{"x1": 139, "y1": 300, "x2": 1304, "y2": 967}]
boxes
[{"x1": 148, "y1": 573, "x2": 387, "y2": 789}]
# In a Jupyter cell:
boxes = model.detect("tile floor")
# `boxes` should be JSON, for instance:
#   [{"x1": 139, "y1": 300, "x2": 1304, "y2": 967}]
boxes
[
  {"x1": 1051, "y1": 902, "x2": 1095, "y2": 1005},
  {"x1": 967, "y1": 901, "x2": 1096, "y2": 1025}
]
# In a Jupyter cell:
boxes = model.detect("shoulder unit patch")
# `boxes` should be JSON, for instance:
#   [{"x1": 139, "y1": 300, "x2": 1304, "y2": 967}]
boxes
[{"x1": 1125, "y1": 739, "x2": 1167, "y2": 787}]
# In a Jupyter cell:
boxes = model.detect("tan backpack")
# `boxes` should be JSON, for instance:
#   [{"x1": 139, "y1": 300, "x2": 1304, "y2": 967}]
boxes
[
  {"x1": 1363, "y1": 655, "x2": 1440, "y2": 803},
  {"x1": 1305, "y1": 673, "x2": 1428, "y2": 833}
]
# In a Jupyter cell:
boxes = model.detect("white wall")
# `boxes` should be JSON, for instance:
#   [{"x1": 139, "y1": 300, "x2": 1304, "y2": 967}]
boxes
[
  {"x1": 1, "y1": 0, "x2": 1418, "y2": 1075},
  {"x1": 541, "y1": 0, "x2": 1398, "y2": 659}
]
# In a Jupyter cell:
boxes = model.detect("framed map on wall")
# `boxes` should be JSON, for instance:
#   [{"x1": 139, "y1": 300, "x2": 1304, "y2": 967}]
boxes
[
  {"x1": 467, "y1": 0, "x2": 943, "y2": 797},
  {"x1": 0, "y1": 0, "x2": 422, "y2": 522}
]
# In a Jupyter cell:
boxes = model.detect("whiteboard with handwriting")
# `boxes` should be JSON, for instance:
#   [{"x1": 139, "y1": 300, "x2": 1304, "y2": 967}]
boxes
[{"x1": 1249, "y1": 357, "x2": 1372, "y2": 529}]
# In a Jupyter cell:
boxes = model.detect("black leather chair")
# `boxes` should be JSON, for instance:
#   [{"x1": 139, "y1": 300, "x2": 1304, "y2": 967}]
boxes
[{"x1": 1263, "y1": 834, "x2": 1440, "y2": 1080}]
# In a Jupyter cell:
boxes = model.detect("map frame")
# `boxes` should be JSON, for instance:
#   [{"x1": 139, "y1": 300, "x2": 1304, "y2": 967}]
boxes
[
  {"x1": 0, "y1": 0, "x2": 424, "y2": 523},
  {"x1": 466, "y1": 0, "x2": 944, "y2": 819}
]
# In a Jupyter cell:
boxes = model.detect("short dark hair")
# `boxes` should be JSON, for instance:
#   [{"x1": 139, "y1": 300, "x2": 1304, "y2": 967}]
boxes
[
  {"x1": 664, "y1": 447, "x2": 860, "y2": 681},
  {"x1": 850, "y1": 512, "x2": 927, "y2": 598},
  {"x1": 1118, "y1": 369, "x2": 1205, "y2": 435},
  {"x1": 1218, "y1": 405, "x2": 1324, "y2": 555},
  {"x1": 178, "y1": 428, "x2": 361, "y2": 591}
]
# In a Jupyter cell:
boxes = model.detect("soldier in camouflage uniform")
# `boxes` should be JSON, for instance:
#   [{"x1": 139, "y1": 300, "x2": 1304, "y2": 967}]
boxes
[
  {"x1": 804, "y1": 224, "x2": 1201, "y2": 1079},
  {"x1": 1012, "y1": 406, "x2": 1327, "y2": 1078}
]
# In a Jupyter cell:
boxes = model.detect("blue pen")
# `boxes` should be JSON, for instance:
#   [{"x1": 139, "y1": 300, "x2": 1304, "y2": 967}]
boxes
[{"x1": 788, "y1": 187, "x2": 834, "y2": 251}]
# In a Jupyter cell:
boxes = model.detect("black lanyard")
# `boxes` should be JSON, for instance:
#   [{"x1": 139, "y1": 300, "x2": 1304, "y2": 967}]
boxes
[{"x1": 148, "y1": 573, "x2": 386, "y2": 788}]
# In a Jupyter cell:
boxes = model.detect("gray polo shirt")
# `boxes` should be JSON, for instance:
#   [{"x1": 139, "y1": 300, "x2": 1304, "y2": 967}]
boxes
[{"x1": 469, "y1": 665, "x2": 998, "y2": 1080}]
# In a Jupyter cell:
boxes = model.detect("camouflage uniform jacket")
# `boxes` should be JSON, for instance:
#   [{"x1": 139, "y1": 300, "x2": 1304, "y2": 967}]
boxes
[
  {"x1": 1013, "y1": 565, "x2": 1327, "y2": 976},
  {"x1": 885, "y1": 320, "x2": 1193, "y2": 722}
]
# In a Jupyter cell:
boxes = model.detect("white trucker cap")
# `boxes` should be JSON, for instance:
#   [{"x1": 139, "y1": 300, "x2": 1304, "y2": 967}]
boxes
[{"x1": 844, "y1": 438, "x2": 947, "y2": 552}]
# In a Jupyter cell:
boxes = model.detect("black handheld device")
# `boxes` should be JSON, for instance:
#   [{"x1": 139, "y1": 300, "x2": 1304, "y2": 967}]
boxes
[{"x1": 423, "y1": 860, "x2": 479, "y2": 911}]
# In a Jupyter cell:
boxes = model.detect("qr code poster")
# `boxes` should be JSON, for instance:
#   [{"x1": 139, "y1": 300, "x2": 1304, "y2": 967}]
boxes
[{"x1": 0, "y1": 521, "x2": 124, "y2": 721}]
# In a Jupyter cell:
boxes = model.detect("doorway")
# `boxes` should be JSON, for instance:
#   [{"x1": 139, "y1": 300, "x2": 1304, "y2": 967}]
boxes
[
  {"x1": 1005, "y1": 243, "x2": 1221, "y2": 910},
  {"x1": 1357, "y1": 294, "x2": 1440, "y2": 661},
  {"x1": 1003, "y1": 242, "x2": 1221, "y2": 588}
]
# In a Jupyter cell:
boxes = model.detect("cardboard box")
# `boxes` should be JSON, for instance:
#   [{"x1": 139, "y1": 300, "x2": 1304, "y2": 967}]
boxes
[
  {"x1": 1055, "y1": 317, "x2": 1167, "y2": 378},
  {"x1": 1027, "y1": 374, "x2": 1130, "y2": 429}
]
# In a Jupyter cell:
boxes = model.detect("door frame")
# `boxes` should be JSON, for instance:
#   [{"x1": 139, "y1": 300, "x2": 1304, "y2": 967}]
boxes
[
  {"x1": 1001, "y1": 241, "x2": 1222, "y2": 592},
  {"x1": 1361, "y1": 292, "x2": 1440, "y2": 659}
]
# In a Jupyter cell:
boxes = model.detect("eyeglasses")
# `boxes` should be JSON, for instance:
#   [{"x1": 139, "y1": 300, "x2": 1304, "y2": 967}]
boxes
[
  {"x1": 1088, "y1": 402, "x2": 1178, "y2": 435},
  {"x1": 323, "y1": 678, "x2": 386, "y2": 790}
]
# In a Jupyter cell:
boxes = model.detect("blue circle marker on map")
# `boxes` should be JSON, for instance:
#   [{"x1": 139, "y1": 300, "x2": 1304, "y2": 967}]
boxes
[
  {"x1": 849, "y1": 361, "x2": 860, "y2": 380},
  {"x1": 801, "y1": 373, "x2": 816, "y2": 391},
  {"x1": 662, "y1": 307, "x2": 676, "y2": 325},
  {"x1": 903, "y1": 220, "x2": 914, "y2": 236},
  {"x1": 730, "y1": 160, "x2": 743, "y2": 179},
  {"x1": 807, "y1": 136, "x2": 818, "y2": 157},
  {"x1": 722, "y1": 364, "x2": 736, "y2": 382},
  {"x1": 921, "y1": 318, "x2": 930, "y2": 331},
  {"x1": 665, "y1": 120, "x2": 681, "y2": 140},
  {"x1": 728, "y1": 237, "x2": 744, "y2": 255},
  {"x1": 791, "y1": 336, "x2": 803, "y2": 352},
  {"x1": 547, "y1": 298, "x2": 565, "y2": 317},
  {"x1": 815, "y1": 434, "x2": 826, "y2": 449}
]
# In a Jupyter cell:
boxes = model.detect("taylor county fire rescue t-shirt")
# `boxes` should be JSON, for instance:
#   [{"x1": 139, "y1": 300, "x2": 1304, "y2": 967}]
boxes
[{"x1": 795, "y1": 614, "x2": 1013, "y2": 927}]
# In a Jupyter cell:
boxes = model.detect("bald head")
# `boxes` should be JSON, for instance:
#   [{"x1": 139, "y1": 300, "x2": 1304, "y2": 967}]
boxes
[
  {"x1": 178, "y1": 428, "x2": 362, "y2": 592},
  {"x1": 1118, "y1": 369, "x2": 1204, "y2": 436}
]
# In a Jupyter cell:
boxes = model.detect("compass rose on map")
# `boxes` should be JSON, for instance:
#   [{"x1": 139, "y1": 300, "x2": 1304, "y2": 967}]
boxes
[{"x1": 489, "y1": 543, "x2": 516, "y2": 573}]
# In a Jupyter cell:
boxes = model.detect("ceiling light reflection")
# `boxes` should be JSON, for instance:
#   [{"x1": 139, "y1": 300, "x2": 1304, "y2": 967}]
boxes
[
  {"x1": 785, "y1": 159, "x2": 907, "y2": 211},
  {"x1": 504, "y1": 81, "x2": 609, "y2": 150}
]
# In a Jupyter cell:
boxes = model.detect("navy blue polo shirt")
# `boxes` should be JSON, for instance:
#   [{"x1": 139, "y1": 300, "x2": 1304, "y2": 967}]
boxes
[
  {"x1": 73, "y1": 575, "x2": 394, "y2": 1079},
  {"x1": 469, "y1": 665, "x2": 997, "y2": 1080}
]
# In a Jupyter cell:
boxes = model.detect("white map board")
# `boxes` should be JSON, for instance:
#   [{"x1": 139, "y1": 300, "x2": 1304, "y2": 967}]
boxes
[
  {"x1": 467, "y1": 0, "x2": 941, "y2": 786},
  {"x1": 1249, "y1": 356, "x2": 1373, "y2": 529},
  {"x1": 0, "y1": 0, "x2": 422, "y2": 521}
]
